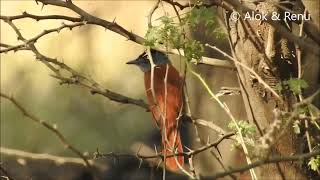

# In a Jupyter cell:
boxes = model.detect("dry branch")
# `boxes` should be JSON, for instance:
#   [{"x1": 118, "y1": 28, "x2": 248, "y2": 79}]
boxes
[
  {"x1": 0, "y1": 21, "x2": 86, "y2": 53},
  {"x1": 95, "y1": 132, "x2": 235, "y2": 160},
  {"x1": 1, "y1": 147, "x2": 92, "y2": 166},
  {"x1": 1, "y1": 20, "x2": 149, "y2": 110},
  {"x1": 205, "y1": 150, "x2": 320, "y2": 179},
  {"x1": 0, "y1": 93, "x2": 91, "y2": 168},
  {"x1": 165, "y1": 0, "x2": 320, "y2": 53}
]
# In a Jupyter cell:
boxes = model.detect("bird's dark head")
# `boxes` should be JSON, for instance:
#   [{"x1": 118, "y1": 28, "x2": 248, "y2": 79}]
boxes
[{"x1": 126, "y1": 50, "x2": 170, "y2": 72}]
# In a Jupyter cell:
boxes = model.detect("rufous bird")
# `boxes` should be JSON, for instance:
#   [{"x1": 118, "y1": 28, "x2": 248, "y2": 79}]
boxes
[{"x1": 127, "y1": 49, "x2": 184, "y2": 171}]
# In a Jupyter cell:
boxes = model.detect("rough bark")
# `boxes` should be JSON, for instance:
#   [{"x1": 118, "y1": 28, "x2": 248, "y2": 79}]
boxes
[{"x1": 223, "y1": 0, "x2": 318, "y2": 179}]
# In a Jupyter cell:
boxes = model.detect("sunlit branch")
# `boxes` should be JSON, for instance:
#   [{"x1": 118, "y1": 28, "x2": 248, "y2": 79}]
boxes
[{"x1": 0, "y1": 147, "x2": 92, "y2": 166}]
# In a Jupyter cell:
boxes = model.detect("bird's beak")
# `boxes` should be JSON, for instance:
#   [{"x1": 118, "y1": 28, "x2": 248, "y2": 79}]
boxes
[{"x1": 126, "y1": 59, "x2": 139, "y2": 65}]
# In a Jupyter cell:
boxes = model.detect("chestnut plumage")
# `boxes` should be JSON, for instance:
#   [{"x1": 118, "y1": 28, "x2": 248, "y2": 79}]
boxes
[{"x1": 127, "y1": 50, "x2": 184, "y2": 171}]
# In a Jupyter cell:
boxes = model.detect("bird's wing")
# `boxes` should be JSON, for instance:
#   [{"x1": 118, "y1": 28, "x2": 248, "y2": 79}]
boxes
[
  {"x1": 144, "y1": 64, "x2": 185, "y2": 171},
  {"x1": 144, "y1": 64, "x2": 183, "y2": 128}
]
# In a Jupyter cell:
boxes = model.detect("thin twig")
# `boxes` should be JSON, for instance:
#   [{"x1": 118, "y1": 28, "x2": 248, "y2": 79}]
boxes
[
  {"x1": 96, "y1": 132, "x2": 235, "y2": 160},
  {"x1": 205, "y1": 43, "x2": 282, "y2": 102},
  {"x1": 0, "y1": 93, "x2": 91, "y2": 167},
  {"x1": 188, "y1": 65, "x2": 258, "y2": 179},
  {"x1": 3, "y1": 20, "x2": 149, "y2": 110},
  {"x1": 0, "y1": 21, "x2": 86, "y2": 53},
  {"x1": 148, "y1": 0, "x2": 161, "y2": 28},
  {"x1": 206, "y1": 150, "x2": 320, "y2": 179},
  {"x1": 0, "y1": 164, "x2": 15, "y2": 180}
]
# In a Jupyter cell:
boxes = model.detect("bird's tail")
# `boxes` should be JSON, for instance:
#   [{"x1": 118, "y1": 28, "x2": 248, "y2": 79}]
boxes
[{"x1": 162, "y1": 128, "x2": 184, "y2": 171}]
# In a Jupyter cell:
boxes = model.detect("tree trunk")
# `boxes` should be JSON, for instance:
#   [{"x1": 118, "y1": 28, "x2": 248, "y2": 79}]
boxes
[{"x1": 224, "y1": 0, "x2": 318, "y2": 179}]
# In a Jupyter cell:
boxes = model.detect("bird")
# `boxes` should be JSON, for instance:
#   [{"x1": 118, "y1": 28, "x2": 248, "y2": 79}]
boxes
[{"x1": 126, "y1": 49, "x2": 184, "y2": 171}]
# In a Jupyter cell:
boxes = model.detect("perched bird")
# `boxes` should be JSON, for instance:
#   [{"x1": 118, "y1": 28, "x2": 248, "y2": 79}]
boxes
[{"x1": 127, "y1": 49, "x2": 184, "y2": 171}]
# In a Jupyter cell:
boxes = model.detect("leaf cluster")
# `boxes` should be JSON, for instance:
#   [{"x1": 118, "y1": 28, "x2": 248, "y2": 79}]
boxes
[
  {"x1": 228, "y1": 120, "x2": 257, "y2": 136},
  {"x1": 275, "y1": 78, "x2": 308, "y2": 95},
  {"x1": 182, "y1": 7, "x2": 225, "y2": 39},
  {"x1": 308, "y1": 155, "x2": 320, "y2": 171},
  {"x1": 145, "y1": 6, "x2": 228, "y2": 61}
]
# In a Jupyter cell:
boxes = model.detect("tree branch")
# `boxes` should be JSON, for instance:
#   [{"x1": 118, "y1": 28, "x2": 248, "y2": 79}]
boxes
[
  {"x1": 0, "y1": 147, "x2": 92, "y2": 166},
  {"x1": 205, "y1": 150, "x2": 320, "y2": 179},
  {"x1": 95, "y1": 132, "x2": 235, "y2": 160},
  {"x1": 0, "y1": 92, "x2": 91, "y2": 168},
  {"x1": 165, "y1": 0, "x2": 320, "y2": 53},
  {"x1": 36, "y1": 0, "x2": 145, "y2": 43},
  {"x1": 0, "y1": 11, "x2": 83, "y2": 22},
  {"x1": 29, "y1": 0, "x2": 235, "y2": 69},
  {"x1": 0, "y1": 21, "x2": 86, "y2": 53},
  {"x1": 0, "y1": 164, "x2": 15, "y2": 180},
  {"x1": 2, "y1": 20, "x2": 149, "y2": 110},
  {"x1": 223, "y1": 0, "x2": 319, "y2": 55}
]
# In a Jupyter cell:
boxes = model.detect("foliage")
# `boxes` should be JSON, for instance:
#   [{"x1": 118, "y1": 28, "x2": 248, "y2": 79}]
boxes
[
  {"x1": 145, "y1": 16, "x2": 183, "y2": 48},
  {"x1": 308, "y1": 155, "x2": 320, "y2": 171},
  {"x1": 182, "y1": 7, "x2": 226, "y2": 38},
  {"x1": 228, "y1": 120, "x2": 256, "y2": 136},
  {"x1": 183, "y1": 7, "x2": 215, "y2": 28},
  {"x1": 183, "y1": 39, "x2": 204, "y2": 60},
  {"x1": 293, "y1": 120, "x2": 301, "y2": 134},
  {"x1": 275, "y1": 78, "x2": 308, "y2": 95},
  {"x1": 228, "y1": 120, "x2": 257, "y2": 148},
  {"x1": 145, "y1": 16, "x2": 203, "y2": 61},
  {"x1": 145, "y1": 6, "x2": 226, "y2": 61}
]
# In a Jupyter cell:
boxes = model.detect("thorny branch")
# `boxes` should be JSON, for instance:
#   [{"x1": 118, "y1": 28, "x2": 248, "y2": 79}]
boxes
[
  {"x1": 95, "y1": 132, "x2": 235, "y2": 160},
  {"x1": 188, "y1": 66, "x2": 258, "y2": 179},
  {"x1": 94, "y1": 134, "x2": 320, "y2": 180},
  {"x1": 0, "y1": 11, "x2": 83, "y2": 22},
  {"x1": 0, "y1": 21, "x2": 86, "y2": 53},
  {"x1": 206, "y1": 150, "x2": 320, "y2": 179},
  {"x1": 1, "y1": 19, "x2": 228, "y2": 143},
  {"x1": 2, "y1": 13, "x2": 234, "y2": 69},
  {"x1": 1, "y1": 0, "x2": 320, "y2": 179},
  {"x1": 1, "y1": 20, "x2": 149, "y2": 110},
  {"x1": 164, "y1": 0, "x2": 319, "y2": 52},
  {"x1": 35, "y1": 0, "x2": 144, "y2": 43},
  {"x1": 0, "y1": 92, "x2": 91, "y2": 168}
]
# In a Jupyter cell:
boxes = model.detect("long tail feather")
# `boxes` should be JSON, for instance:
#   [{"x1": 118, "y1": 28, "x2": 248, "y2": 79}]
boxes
[{"x1": 163, "y1": 129, "x2": 184, "y2": 171}]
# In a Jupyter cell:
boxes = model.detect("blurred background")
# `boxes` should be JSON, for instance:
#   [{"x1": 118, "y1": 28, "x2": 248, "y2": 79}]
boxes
[
  {"x1": 1, "y1": 0, "x2": 162, "y2": 156},
  {"x1": 1, "y1": 1, "x2": 246, "y2": 179}
]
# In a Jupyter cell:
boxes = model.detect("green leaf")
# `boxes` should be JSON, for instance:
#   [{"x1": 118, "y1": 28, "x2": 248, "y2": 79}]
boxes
[
  {"x1": 308, "y1": 156, "x2": 320, "y2": 171},
  {"x1": 287, "y1": 78, "x2": 308, "y2": 95},
  {"x1": 275, "y1": 83, "x2": 283, "y2": 93},
  {"x1": 275, "y1": 78, "x2": 308, "y2": 95},
  {"x1": 145, "y1": 14, "x2": 205, "y2": 60},
  {"x1": 145, "y1": 26, "x2": 161, "y2": 47},
  {"x1": 293, "y1": 120, "x2": 301, "y2": 134},
  {"x1": 228, "y1": 120, "x2": 256, "y2": 136},
  {"x1": 183, "y1": 39, "x2": 204, "y2": 61},
  {"x1": 182, "y1": 7, "x2": 226, "y2": 39}
]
